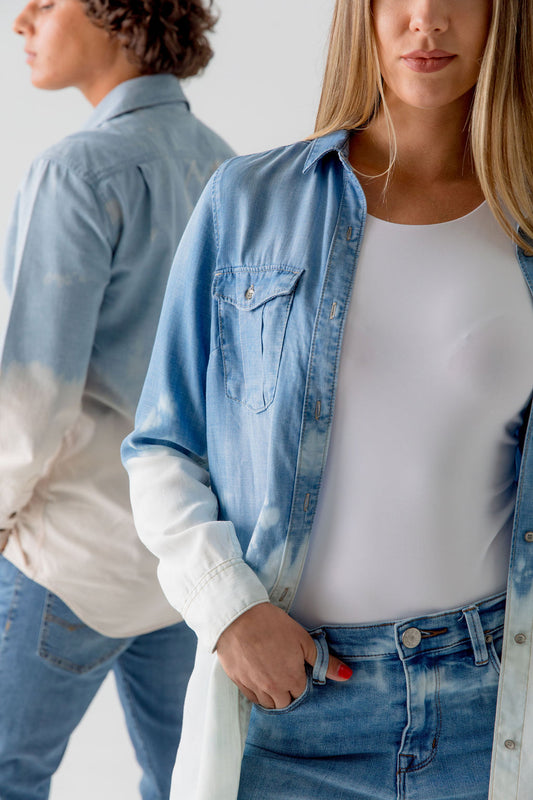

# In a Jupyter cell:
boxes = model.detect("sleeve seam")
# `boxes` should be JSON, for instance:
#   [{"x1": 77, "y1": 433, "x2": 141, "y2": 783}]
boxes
[
  {"x1": 182, "y1": 556, "x2": 245, "y2": 613},
  {"x1": 34, "y1": 156, "x2": 114, "y2": 258},
  {"x1": 210, "y1": 167, "x2": 221, "y2": 251}
]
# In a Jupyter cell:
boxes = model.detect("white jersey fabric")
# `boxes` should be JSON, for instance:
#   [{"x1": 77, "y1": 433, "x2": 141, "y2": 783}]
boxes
[{"x1": 292, "y1": 203, "x2": 533, "y2": 626}]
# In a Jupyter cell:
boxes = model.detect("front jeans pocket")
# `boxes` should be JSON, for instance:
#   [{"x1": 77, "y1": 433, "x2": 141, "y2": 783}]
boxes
[
  {"x1": 255, "y1": 668, "x2": 312, "y2": 715},
  {"x1": 213, "y1": 266, "x2": 303, "y2": 412},
  {"x1": 487, "y1": 627, "x2": 504, "y2": 676},
  {"x1": 38, "y1": 592, "x2": 129, "y2": 674},
  {"x1": 254, "y1": 630, "x2": 328, "y2": 715}
]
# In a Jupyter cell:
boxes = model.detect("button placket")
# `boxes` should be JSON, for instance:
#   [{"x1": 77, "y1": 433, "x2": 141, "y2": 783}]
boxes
[
  {"x1": 269, "y1": 171, "x2": 365, "y2": 610},
  {"x1": 504, "y1": 739, "x2": 516, "y2": 750}
]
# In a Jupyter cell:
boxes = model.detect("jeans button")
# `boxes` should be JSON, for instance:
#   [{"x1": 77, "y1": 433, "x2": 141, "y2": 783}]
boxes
[{"x1": 402, "y1": 627, "x2": 422, "y2": 648}]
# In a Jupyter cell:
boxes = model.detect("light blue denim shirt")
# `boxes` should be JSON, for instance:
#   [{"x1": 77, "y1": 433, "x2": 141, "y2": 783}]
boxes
[
  {"x1": 1, "y1": 74, "x2": 233, "y2": 637},
  {"x1": 123, "y1": 131, "x2": 533, "y2": 799}
]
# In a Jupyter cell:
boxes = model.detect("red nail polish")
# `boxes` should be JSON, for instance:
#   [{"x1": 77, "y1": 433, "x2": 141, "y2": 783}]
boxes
[{"x1": 338, "y1": 664, "x2": 352, "y2": 680}]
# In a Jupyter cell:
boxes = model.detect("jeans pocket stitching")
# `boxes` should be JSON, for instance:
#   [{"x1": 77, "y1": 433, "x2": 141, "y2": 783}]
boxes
[
  {"x1": 487, "y1": 639, "x2": 502, "y2": 676},
  {"x1": 255, "y1": 673, "x2": 312, "y2": 715},
  {"x1": 37, "y1": 593, "x2": 127, "y2": 674},
  {"x1": 0, "y1": 566, "x2": 24, "y2": 658}
]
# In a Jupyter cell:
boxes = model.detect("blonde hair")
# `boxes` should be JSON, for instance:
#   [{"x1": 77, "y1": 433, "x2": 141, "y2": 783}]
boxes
[{"x1": 315, "y1": 0, "x2": 533, "y2": 255}]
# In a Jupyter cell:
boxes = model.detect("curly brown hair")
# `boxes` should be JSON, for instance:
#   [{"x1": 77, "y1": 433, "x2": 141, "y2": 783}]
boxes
[{"x1": 79, "y1": 0, "x2": 217, "y2": 78}]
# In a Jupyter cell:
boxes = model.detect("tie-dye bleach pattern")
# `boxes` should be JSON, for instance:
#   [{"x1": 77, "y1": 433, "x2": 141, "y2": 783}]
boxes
[
  {"x1": 0, "y1": 74, "x2": 234, "y2": 638},
  {"x1": 123, "y1": 131, "x2": 533, "y2": 800}
]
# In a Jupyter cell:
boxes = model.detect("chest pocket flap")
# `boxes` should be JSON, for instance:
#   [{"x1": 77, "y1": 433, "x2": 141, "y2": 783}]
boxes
[{"x1": 213, "y1": 266, "x2": 304, "y2": 412}]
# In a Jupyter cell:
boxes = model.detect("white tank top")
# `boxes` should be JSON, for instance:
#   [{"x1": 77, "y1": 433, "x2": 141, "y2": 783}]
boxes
[{"x1": 291, "y1": 203, "x2": 533, "y2": 626}]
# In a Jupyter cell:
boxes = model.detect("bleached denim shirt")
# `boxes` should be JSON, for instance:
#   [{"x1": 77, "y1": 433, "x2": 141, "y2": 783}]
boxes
[
  {"x1": 0, "y1": 74, "x2": 233, "y2": 637},
  {"x1": 123, "y1": 131, "x2": 533, "y2": 799}
]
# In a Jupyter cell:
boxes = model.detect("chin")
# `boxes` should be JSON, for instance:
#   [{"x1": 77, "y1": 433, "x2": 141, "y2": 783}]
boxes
[
  {"x1": 395, "y1": 91, "x2": 465, "y2": 111},
  {"x1": 31, "y1": 74, "x2": 67, "y2": 92},
  {"x1": 393, "y1": 82, "x2": 477, "y2": 113}
]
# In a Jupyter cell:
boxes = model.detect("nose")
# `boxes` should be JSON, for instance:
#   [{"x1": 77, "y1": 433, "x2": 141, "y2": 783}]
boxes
[
  {"x1": 13, "y1": 3, "x2": 33, "y2": 36},
  {"x1": 409, "y1": 0, "x2": 449, "y2": 34}
]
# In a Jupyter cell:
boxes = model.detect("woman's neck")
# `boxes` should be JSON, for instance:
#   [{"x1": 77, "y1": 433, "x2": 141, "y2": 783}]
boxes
[{"x1": 350, "y1": 94, "x2": 485, "y2": 224}]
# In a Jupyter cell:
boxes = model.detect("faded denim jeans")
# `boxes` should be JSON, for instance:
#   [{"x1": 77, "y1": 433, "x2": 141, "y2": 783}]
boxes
[
  {"x1": 0, "y1": 556, "x2": 196, "y2": 800},
  {"x1": 239, "y1": 592, "x2": 505, "y2": 800}
]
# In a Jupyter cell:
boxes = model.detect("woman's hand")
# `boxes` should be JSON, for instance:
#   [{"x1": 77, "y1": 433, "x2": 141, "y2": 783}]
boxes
[{"x1": 216, "y1": 602, "x2": 352, "y2": 709}]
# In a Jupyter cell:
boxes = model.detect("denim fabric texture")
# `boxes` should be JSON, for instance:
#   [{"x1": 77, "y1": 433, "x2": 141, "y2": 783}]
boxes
[
  {"x1": 0, "y1": 556, "x2": 196, "y2": 800},
  {"x1": 0, "y1": 74, "x2": 233, "y2": 637},
  {"x1": 123, "y1": 131, "x2": 533, "y2": 800},
  {"x1": 239, "y1": 594, "x2": 505, "y2": 800}
]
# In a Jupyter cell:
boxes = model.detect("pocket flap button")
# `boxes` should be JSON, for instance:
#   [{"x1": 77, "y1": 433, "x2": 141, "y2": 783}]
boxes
[
  {"x1": 402, "y1": 628, "x2": 422, "y2": 648},
  {"x1": 244, "y1": 285, "x2": 255, "y2": 301}
]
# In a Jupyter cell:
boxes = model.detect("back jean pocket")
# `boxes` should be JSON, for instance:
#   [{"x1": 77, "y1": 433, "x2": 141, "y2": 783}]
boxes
[
  {"x1": 38, "y1": 592, "x2": 129, "y2": 674},
  {"x1": 213, "y1": 266, "x2": 304, "y2": 412}
]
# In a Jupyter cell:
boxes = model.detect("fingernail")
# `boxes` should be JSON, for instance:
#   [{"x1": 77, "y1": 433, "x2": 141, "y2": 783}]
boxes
[{"x1": 338, "y1": 664, "x2": 352, "y2": 680}]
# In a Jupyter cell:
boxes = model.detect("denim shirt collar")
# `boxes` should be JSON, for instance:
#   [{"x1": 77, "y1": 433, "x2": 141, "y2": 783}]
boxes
[
  {"x1": 303, "y1": 129, "x2": 351, "y2": 173},
  {"x1": 83, "y1": 74, "x2": 189, "y2": 131}
]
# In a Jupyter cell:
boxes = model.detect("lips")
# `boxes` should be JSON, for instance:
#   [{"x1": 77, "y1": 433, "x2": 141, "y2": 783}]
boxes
[
  {"x1": 404, "y1": 49, "x2": 455, "y2": 59},
  {"x1": 401, "y1": 49, "x2": 456, "y2": 74}
]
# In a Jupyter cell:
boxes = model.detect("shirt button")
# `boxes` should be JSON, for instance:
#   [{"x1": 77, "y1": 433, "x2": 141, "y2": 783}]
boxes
[
  {"x1": 525, "y1": 532, "x2": 533, "y2": 543},
  {"x1": 514, "y1": 633, "x2": 527, "y2": 645},
  {"x1": 504, "y1": 739, "x2": 516, "y2": 750},
  {"x1": 244, "y1": 285, "x2": 255, "y2": 300},
  {"x1": 402, "y1": 628, "x2": 422, "y2": 648}
]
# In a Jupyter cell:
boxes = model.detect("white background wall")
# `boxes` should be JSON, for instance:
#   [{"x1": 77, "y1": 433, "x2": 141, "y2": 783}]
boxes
[{"x1": 0, "y1": 1, "x2": 333, "y2": 797}]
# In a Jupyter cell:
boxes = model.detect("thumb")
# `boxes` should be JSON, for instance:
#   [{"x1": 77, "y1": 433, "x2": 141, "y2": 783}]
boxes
[
  {"x1": 302, "y1": 634, "x2": 353, "y2": 682},
  {"x1": 326, "y1": 654, "x2": 353, "y2": 682}
]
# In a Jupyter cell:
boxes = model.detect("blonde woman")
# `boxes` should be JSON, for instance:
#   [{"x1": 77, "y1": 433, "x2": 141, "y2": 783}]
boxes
[{"x1": 124, "y1": 1, "x2": 533, "y2": 798}]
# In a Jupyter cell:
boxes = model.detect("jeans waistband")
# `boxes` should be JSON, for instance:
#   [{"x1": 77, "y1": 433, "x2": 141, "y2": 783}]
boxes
[{"x1": 307, "y1": 591, "x2": 506, "y2": 664}]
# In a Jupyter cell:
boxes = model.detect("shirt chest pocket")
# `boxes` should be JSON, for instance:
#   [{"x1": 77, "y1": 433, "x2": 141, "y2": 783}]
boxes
[{"x1": 213, "y1": 266, "x2": 303, "y2": 412}]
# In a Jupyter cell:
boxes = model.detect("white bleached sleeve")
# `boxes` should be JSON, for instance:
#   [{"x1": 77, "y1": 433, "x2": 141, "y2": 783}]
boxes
[{"x1": 122, "y1": 176, "x2": 269, "y2": 652}]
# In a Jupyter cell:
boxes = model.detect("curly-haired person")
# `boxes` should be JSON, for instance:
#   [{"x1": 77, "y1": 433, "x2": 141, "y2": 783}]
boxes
[{"x1": 0, "y1": 2, "x2": 233, "y2": 797}]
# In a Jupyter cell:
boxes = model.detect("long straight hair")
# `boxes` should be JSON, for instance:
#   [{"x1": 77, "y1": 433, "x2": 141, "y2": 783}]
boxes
[{"x1": 314, "y1": 0, "x2": 533, "y2": 255}]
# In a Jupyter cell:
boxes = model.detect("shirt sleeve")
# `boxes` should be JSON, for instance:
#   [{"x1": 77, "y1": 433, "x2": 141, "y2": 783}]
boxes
[
  {"x1": 122, "y1": 174, "x2": 269, "y2": 652},
  {"x1": 0, "y1": 156, "x2": 112, "y2": 533}
]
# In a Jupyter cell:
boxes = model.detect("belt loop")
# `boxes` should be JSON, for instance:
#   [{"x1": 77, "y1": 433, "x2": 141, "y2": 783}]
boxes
[
  {"x1": 312, "y1": 630, "x2": 329, "y2": 685},
  {"x1": 462, "y1": 606, "x2": 489, "y2": 666}
]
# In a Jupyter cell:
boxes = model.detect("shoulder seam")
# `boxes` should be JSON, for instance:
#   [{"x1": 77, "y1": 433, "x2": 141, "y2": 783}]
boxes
[
  {"x1": 35, "y1": 156, "x2": 115, "y2": 248},
  {"x1": 37, "y1": 149, "x2": 167, "y2": 186}
]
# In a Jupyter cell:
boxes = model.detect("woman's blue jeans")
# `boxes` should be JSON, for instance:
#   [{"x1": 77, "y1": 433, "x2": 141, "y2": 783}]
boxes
[
  {"x1": 239, "y1": 592, "x2": 505, "y2": 800},
  {"x1": 0, "y1": 555, "x2": 196, "y2": 800}
]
